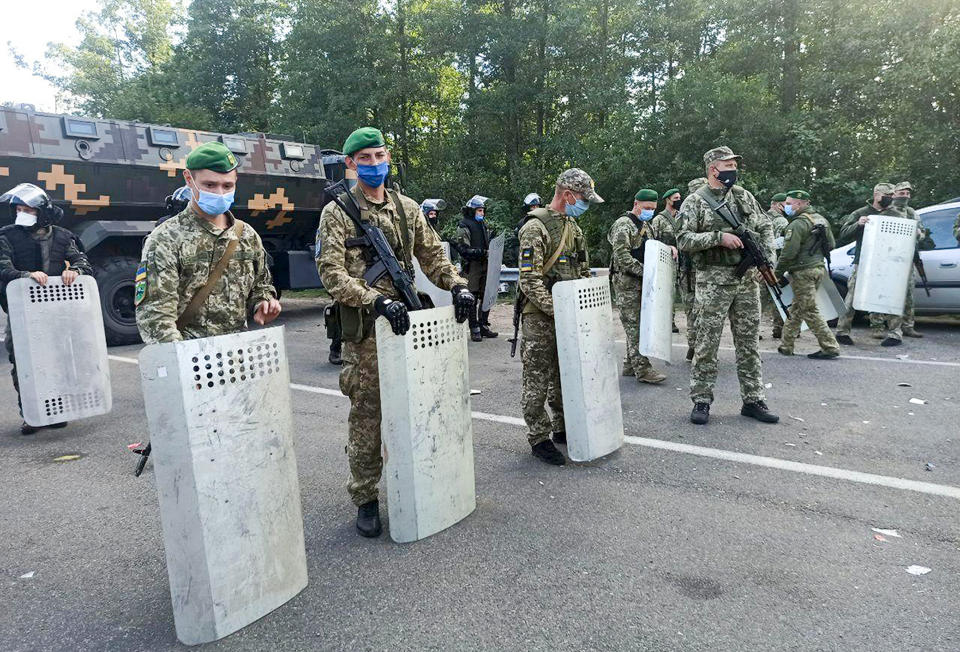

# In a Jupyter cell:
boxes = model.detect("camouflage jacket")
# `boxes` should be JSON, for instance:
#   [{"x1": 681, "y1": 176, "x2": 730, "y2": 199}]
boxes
[
  {"x1": 518, "y1": 208, "x2": 590, "y2": 316},
  {"x1": 677, "y1": 184, "x2": 775, "y2": 284},
  {"x1": 317, "y1": 184, "x2": 464, "y2": 308},
  {"x1": 136, "y1": 207, "x2": 276, "y2": 343},
  {"x1": 766, "y1": 210, "x2": 789, "y2": 252},
  {"x1": 774, "y1": 208, "x2": 835, "y2": 275},
  {"x1": 608, "y1": 212, "x2": 671, "y2": 279},
  {"x1": 651, "y1": 210, "x2": 680, "y2": 247}
]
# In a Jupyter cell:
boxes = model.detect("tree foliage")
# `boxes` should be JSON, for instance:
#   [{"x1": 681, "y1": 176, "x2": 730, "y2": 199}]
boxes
[{"x1": 44, "y1": 0, "x2": 960, "y2": 261}]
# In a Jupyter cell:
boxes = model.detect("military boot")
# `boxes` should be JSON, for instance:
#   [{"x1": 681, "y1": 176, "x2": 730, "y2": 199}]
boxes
[
  {"x1": 637, "y1": 368, "x2": 667, "y2": 384},
  {"x1": 469, "y1": 304, "x2": 483, "y2": 342},
  {"x1": 356, "y1": 500, "x2": 382, "y2": 538},
  {"x1": 479, "y1": 311, "x2": 498, "y2": 338},
  {"x1": 881, "y1": 337, "x2": 902, "y2": 347},
  {"x1": 531, "y1": 440, "x2": 566, "y2": 465},
  {"x1": 741, "y1": 401, "x2": 779, "y2": 423},
  {"x1": 772, "y1": 325, "x2": 782, "y2": 339},
  {"x1": 552, "y1": 430, "x2": 567, "y2": 445},
  {"x1": 328, "y1": 347, "x2": 343, "y2": 366},
  {"x1": 836, "y1": 333, "x2": 854, "y2": 345},
  {"x1": 690, "y1": 403, "x2": 710, "y2": 425},
  {"x1": 902, "y1": 327, "x2": 923, "y2": 338}
]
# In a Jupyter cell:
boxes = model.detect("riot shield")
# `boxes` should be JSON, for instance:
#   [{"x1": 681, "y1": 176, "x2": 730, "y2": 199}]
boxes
[
  {"x1": 638, "y1": 240, "x2": 676, "y2": 362},
  {"x1": 552, "y1": 277, "x2": 624, "y2": 462},
  {"x1": 770, "y1": 266, "x2": 845, "y2": 331},
  {"x1": 853, "y1": 215, "x2": 916, "y2": 315},
  {"x1": 376, "y1": 305, "x2": 475, "y2": 543},
  {"x1": 481, "y1": 234, "x2": 505, "y2": 311},
  {"x1": 413, "y1": 242, "x2": 453, "y2": 307},
  {"x1": 6, "y1": 276, "x2": 111, "y2": 427},
  {"x1": 138, "y1": 326, "x2": 307, "y2": 645}
]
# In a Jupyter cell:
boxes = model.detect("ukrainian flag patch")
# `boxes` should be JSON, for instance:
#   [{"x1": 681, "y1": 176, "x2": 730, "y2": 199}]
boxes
[
  {"x1": 520, "y1": 247, "x2": 533, "y2": 271},
  {"x1": 134, "y1": 263, "x2": 147, "y2": 306}
]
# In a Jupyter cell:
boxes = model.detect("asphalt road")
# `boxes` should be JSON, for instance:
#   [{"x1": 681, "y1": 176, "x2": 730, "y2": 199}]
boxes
[{"x1": 1, "y1": 299, "x2": 958, "y2": 651}]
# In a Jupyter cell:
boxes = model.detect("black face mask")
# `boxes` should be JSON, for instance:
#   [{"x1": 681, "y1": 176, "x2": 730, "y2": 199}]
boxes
[
  {"x1": 717, "y1": 170, "x2": 738, "y2": 189},
  {"x1": 892, "y1": 197, "x2": 909, "y2": 208},
  {"x1": 671, "y1": 199, "x2": 682, "y2": 210},
  {"x1": 879, "y1": 195, "x2": 893, "y2": 209}
]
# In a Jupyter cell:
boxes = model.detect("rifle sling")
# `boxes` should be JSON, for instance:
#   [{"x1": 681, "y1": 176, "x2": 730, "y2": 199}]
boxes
[{"x1": 176, "y1": 217, "x2": 244, "y2": 331}]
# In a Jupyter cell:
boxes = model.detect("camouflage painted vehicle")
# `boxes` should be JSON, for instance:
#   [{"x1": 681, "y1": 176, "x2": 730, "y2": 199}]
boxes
[{"x1": 0, "y1": 104, "x2": 345, "y2": 344}]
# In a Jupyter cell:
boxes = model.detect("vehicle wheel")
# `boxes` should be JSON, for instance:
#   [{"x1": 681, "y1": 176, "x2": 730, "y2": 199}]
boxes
[{"x1": 94, "y1": 256, "x2": 142, "y2": 346}]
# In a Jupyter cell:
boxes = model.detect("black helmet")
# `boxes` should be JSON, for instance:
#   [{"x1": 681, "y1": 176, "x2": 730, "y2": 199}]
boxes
[
  {"x1": 164, "y1": 185, "x2": 192, "y2": 215},
  {"x1": 0, "y1": 183, "x2": 62, "y2": 226}
]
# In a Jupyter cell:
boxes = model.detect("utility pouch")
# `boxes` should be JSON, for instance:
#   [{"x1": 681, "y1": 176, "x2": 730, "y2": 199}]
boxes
[{"x1": 338, "y1": 303, "x2": 376, "y2": 343}]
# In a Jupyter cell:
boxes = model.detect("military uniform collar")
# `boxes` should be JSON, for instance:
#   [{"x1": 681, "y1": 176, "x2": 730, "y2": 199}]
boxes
[
  {"x1": 185, "y1": 205, "x2": 237, "y2": 236},
  {"x1": 352, "y1": 183, "x2": 395, "y2": 211}
]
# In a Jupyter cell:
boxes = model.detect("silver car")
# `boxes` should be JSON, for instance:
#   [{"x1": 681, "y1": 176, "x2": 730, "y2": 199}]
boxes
[{"x1": 828, "y1": 200, "x2": 960, "y2": 314}]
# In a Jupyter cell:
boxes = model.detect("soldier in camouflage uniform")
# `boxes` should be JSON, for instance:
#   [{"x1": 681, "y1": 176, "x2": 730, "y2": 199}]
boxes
[
  {"x1": 834, "y1": 183, "x2": 907, "y2": 346},
  {"x1": 677, "y1": 146, "x2": 779, "y2": 425},
  {"x1": 609, "y1": 188, "x2": 672, "y2": 384},
  {"x1": 760, "y1": 192, "x2": 789, "y2": 339},
  {"x1": 885, "y1": 181, "x2": 932, "y2": 338},
  {"x1": 317, "y1": 127, "x2": 473, "y2": 537},
  {"x1": 518, "y1": 168, "x2": 601, "y2": 465},
  {"x1": 0, "y1": 183, "x2": 93, "y2": 435},
  {"x1": 773, "y1": 190, "x2": 840, "y2": 359},
  {"x1": 136, "y1": 142, "x2": 281, "y2": 344}
]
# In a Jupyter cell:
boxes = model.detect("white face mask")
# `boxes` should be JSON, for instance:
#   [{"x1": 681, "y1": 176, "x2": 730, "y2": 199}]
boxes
[{"x1": 15, "y1": 210, "x2": 37, "y2": 227}]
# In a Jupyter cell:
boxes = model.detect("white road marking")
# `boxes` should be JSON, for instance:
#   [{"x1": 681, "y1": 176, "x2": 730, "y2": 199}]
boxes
[{"x1": 108, "y1": 354, "x2": 960, "y2": 499}]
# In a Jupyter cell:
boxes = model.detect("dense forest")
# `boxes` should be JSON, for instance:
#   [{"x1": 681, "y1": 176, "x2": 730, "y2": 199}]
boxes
[{"x1": 31, "y1": 0, "x2": 960, "y2": 260}]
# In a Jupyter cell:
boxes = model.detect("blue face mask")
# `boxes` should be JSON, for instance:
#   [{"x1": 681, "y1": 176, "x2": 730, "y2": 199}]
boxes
[
  {"x1": 784, "y1": 204, "x2": 796, "y2": 216},
  {"x1": 191, "y1": 183, "x2": 234, "y2": 216},
  {"x1": 356, "y1": 162, "x2": 389, "y2": 188},
  {"x1": 565, "y1": 198, "x2": 590, "y2": 218},
  {"x1": 639, "y1": 209, "x2": 655, "y2": 221},
  {"x1": 474, "y1": 211, "x2": 484, "y2": 221}
]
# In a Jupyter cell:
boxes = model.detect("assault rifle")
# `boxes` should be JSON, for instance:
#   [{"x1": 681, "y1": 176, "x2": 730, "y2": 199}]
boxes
[
  {"x1": 699, "y1": 192, "x2": 790, "y2": 320},
  {"x1": 326, "y1": 180, "x2": 422, "y2": 310},
  {"x1": 914, "y1": 250, "x2": 931, "y2": 297},
  {"x1": 508, "y1": 290, "x2": 526, "y2": 357}
]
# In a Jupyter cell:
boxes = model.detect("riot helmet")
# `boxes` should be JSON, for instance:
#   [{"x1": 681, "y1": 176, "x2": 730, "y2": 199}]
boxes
[
  {"x1": 165, "y1": 185, "x2": 193, "y2": 215},
  {"x1": 463, "y1": 194, "x2": 489, "y2": 220},
  {"x1": 0, "y1": 183, "x2": 62, "y2": 227},
  {"x1": 523, "y1": 192, "x2": 541, "y2": 208}
]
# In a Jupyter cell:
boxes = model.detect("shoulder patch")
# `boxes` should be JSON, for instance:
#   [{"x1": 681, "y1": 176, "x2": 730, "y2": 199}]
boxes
[
  {"x1": 134, "y1": 263, "x2": 147, "y2": 306},
  {"x1": 520, "y1": 247, "x2": 534, "y2": 271}
]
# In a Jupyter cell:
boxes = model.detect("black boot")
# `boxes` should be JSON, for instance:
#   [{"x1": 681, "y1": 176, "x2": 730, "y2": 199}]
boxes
[
  {"x1": 328, "y1": 347, "x2": 342, "y2": 365},
  {"x1": 356, "y1": 500, "x2": 382, "y2": 538},
  {"x1": 690, "y1": 402, "x2": 710, "y2": 425},
  {"x1": 836, "y1": 333, "x2": 854, "y2": 345},
  {"x1": 881, "y1": 337, "x2": 902, "y2": 347},
  {"x1": 479, "y1": 311, "x2": 498, "y2": 338},
  {"x1": 20, "y1": 421, "x2": 38, "y2": 436},
  {"x1": 741, "y1": 400, "x2": 779, "y2": 423},
  {"x1": 552, "y1": 430, "x2": 567, "y2": 445},
  {"x1": 469, "y1": 303, "x2": 482, "y2": 342},
  {"x1": 531, "y1": 440, "x2": 566, "y2": 465}
]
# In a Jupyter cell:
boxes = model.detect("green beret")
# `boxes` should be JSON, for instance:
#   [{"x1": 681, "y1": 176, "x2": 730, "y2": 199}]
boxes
[
  {"x1": 786, "y1": 190, "x2": 810, "y2": 200},
  {"x1": 343, "y1": 127, "x2": 386, "y2": 156},
  {"x1": 186, "y1": 142, "x2": 240, "y2": 173},
  {"x1": 771, "y1": 193, "x2": 787, "y2": 202},
  {"x1": 662, "y1": 188, "x2": 680, "y2": 200},
  {"x1": 634, "y1": 188, "x2": 659, "y2": 202}
]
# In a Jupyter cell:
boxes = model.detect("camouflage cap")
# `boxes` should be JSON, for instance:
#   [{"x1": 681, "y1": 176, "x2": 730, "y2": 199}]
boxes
[
  {"x1": 662, "y1": 188, "x2": 681, "y2": 200},
  {"x1": 634, "y1": 188, "x2": 659, "y2": 202},
  {"x1": 771, "y1": 192, "x2": 787, "y2": 202},
  {"x1": 557, "y1": 168, "x2": 604, "y2": 203},
  {"x1": 688, "y1": 177, "x2": 708, "y2": 193},
  {"x1": 186, "y1": 142, "x2": 240, "y2": 173},
  {"x1": 894, "y1": 181, "x2": 913, "y2": 192},
  {"x1": 873, "y1": 183, "x2": 895, "y2": 195},
  {"x1": 703, "y1": 146, "x2": 742, "y2": 167},
  {"x1": 343, "y1": 127, "x2": 386, "y2": 156},
  {"x1": 786, "y1": 189, "x2": 810, "y2": 200}
]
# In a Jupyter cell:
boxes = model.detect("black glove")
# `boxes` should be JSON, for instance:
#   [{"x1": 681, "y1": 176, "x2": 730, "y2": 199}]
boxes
[
  {"x1": 451, "y1": 285, "x2": 475, "y2": 324},
  {"x1": 374, "y1": 296, "x2": 410, "y2": 335}
]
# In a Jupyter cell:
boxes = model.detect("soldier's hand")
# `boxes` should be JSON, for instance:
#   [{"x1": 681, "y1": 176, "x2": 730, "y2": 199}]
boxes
[
  {"x1": 29, "y1": 271, "x2": 49, "y2": 285},
  {"x1": 719, "y1": 233, "x2": 744, "y2": 249},
  {"x1": 858, "y1": 215, "x2": 870, "y2": 226},
  {"x1": 670, "y1": 246, "x2": 679, "y2": 261},
  {"x1": 254, "y1": 298, "x2": 282, "y2": 325},
  {"x1": 374, "y1": 296, "x2": 410, "y2": 335},
  {"x1": 451, "y1": 285, "x2": 475, "y2": 324},
  {"x1": 62, "y1": 269, "x2": 79, "y2": 285}
]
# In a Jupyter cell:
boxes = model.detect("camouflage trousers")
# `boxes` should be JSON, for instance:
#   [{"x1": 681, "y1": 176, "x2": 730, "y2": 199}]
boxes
[
  {"x1": 339, "y1": 334, "x2": 384, "y2": 506},
  {"x1": 678, "y1": 269, "x2": 697, "y2": 350},
  {"x1": 520, "y1": 311, "x2": 564, "y2": 446},
  {"x1": 611, "y1": 273, "x2": 653, "y2": 376},
  {"x1": 5, "y1": 317, "x2": 21, "y2": 416},
  {"x1": 869, "y1": 268, "x2": 915, "y2": 339},
  {"x1": 835, "y1": 266, "x2": 859, "y2": 335},
  {"x1": 690, "y1": 274, "x2": 765, "y2": 405},
  {"x1": 780, "y1": 267, "x2": 840, "y2": 354}
]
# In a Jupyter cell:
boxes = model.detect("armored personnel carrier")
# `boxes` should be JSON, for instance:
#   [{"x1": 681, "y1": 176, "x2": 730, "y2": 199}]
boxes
[{"x1": 0, "y1": 104, "x2": 346, "y2": 344}]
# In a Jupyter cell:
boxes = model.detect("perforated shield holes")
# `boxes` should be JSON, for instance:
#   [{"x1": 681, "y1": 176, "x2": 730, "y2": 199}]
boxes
[
  {"x1": 639, "y1": 239, "x2": 677, "y2": 362},
  {"x1": 6, "y1": 276, "x2": 112, "y2": 427}
]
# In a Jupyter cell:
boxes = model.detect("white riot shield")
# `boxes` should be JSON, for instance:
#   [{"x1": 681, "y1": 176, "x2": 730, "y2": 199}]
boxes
[
  {"x1": 770, "y1": 266, "x2": 846, "y2": 331},
  {"x1": 6, "y1": 276, "x2": 111, "y2": 427},
  {"x1": 638, "y1": 240, "x2": 676, "y2": 362},
  {"x1": 376, "y1": 305, "x2": 475, "y2": 543},
  {"x1": 853, "y1": 215, "x2": 916, "y2": 315},
  {"x1": 413, "y1": 242, "x2": 453, "y2": 307},
  {"x1": 481, "y1": 234, "x2": 505, "y2": 311},
  {"x1": 138, "y1": 326, "x2": 307, "y2": 646},
  {"x1": 552, "y1": 277, "x2": 624, "y2": 462}
]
